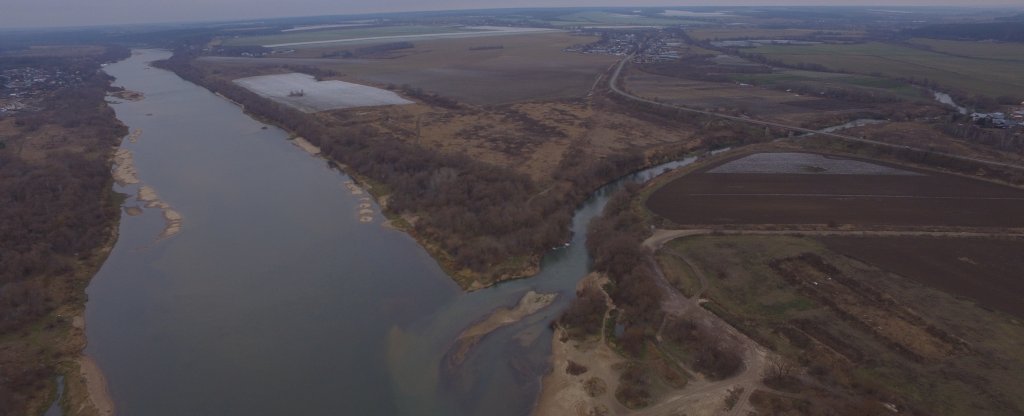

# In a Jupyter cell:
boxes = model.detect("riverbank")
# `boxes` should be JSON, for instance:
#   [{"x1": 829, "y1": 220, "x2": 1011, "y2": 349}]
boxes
[{"x1": 533, "y1": 273, "x2": 624, "y2": 416}]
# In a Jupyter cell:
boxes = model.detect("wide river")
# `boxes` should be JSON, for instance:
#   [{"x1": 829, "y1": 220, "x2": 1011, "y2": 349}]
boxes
[{"x1": 85, "y1": 49, "x2": 696, "y2": 415}]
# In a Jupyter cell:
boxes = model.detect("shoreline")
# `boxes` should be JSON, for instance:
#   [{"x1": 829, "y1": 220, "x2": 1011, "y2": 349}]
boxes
[
  {"x1": 75, "y1": 355, "x2": 115, "y2": 416},
  {"x1": 532, "y1": 273, "x2": 625, "y2": 416}
]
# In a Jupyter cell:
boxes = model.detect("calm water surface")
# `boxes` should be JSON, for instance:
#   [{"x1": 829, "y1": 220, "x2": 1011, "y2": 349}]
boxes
[{"x1": 86, "y1": 49, "x2": 695, "y2": 415}]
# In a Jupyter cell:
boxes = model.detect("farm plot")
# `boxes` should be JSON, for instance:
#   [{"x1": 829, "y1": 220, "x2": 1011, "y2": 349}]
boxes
[
  {"x1": 750, "y1": 42, "x2": 1024, "y2": 98},
  {"x1": 232, "y1": 73, "x2": 412, "y2": 112},
  {"x1": 665, "y1": 235, "x2": 1024, "y2": 416},
  {"x1": 819, "y1": 236, "x2": 1024, "y2": 318},
  {"x1": 623, "y1": 70, "x2": 877, "y2": 127},
  {"x1": 646, "y1": 152, "x2": 1024, "y2": 227},
  {"x1": 203, "y1": 33, "x2": 619, "y2": 105}
]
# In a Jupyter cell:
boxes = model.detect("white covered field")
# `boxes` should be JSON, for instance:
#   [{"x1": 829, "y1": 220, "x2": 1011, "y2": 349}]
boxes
[{"x1": 233, "y1": 73, "x2": 412, "y2": 112}]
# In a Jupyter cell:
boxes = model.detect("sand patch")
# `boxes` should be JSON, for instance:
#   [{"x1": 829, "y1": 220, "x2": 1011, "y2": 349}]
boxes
[
  {"x1": 123, "y1": 206, "x2": 143, "y2": 216},
  {"x1": 290, "y1": 136, "x2": 321, "y2": 155},
  {"x1": 77, "y1": 356, "x2": 114, "y2": 416},
  {"x1": 111, "y1": 149, "x2": 139, "y2": 186},
  {"x1": 137, "y1": 186, "x2": 183, "y2": 239},
  {"x1": 446, "y1": 291, "x2": 557, "y2": 369},
  {"x1": 126, "y1": 129, "x2": 142, "y2": 143},
  {"x1": 110, "y1": 89, "x2": 144, "y2": 102}
]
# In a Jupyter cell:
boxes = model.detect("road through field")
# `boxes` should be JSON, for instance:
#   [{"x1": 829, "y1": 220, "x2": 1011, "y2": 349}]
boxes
[{"x1": 607, "y1": 55, "x2": 1024, "y2": 172}]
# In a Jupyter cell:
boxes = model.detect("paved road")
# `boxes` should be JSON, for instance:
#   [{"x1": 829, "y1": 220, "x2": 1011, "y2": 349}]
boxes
[{"x1": 607, "y1": 55, "x2": 1024, "y2": 172}]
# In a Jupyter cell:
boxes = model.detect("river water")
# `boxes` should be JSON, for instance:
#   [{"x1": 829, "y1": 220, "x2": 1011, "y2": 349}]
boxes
[{"x1": 85, "y1": 49, "x2": 696, "y2": 415}]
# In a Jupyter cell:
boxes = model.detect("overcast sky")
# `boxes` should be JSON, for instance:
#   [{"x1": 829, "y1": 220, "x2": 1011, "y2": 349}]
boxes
[{"x1": 4, "y1": 0, "x2": 1023, "y2": 28}]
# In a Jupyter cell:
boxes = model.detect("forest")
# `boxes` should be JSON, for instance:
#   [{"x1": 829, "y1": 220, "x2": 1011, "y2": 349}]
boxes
[{"x1": 0, "y1": 47, "x2": 129, "y2": 415}]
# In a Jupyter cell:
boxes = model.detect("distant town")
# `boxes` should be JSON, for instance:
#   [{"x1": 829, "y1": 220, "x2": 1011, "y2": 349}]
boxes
[{"x1": 1, "y1": 66, "x2": 86, "y2": 114}]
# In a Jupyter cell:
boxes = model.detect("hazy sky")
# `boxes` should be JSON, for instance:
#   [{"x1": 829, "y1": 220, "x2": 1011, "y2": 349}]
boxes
[{"x1": 4, "y1": 0, "x2": 1023, "y2": 28}]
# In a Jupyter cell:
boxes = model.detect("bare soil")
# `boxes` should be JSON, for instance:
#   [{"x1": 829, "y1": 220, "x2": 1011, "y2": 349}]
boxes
[
  {"x1": 819, "y1": 236, "x2": 1024, "y2": 318},
  {"x1": 647, "y1": 152, "x2": 1024, "y2": 227}
]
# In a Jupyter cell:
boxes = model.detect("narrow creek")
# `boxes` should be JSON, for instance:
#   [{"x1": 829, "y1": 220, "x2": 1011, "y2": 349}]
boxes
[{"x1": 83, "y1": 49, "x2": 698, "y2": 415}]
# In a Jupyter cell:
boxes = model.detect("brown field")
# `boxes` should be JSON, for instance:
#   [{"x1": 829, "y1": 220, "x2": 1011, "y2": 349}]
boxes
[
  {"x1": 847, "y1": 121, "x2": 1024, "y2": 165},
  {"x1": 623, "y1": 69, "x2": 889, "y2": 128},
  {"x1": 819, "y1": 236, "x2": 1024, "y2": 318},
  {"x1": 646, "y1": 152, "x2": 1024, "y2": 227},
  {"x1": 664, "y1": 235, "x2": 1024, "y2": 415},
  {"x1": 199, "y1": 32, "x2": 619, "y2": 105},
  {"x1": 686, "y1": 28, "x2": 861, "y2": 41}
]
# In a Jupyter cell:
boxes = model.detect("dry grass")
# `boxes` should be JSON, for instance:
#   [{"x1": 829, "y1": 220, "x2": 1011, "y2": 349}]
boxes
[{"x1": 623, "y1": 69, "x2": 874, "y2": 127}]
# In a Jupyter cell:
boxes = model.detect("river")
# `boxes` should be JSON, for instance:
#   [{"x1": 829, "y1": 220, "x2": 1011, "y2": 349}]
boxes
[{"x1": 83, "y1": 49, "x2": 696, "y2": 415}]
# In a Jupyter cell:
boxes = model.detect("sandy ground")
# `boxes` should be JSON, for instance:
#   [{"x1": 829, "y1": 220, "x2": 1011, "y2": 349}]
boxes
[
  {"x1": 109, "y1": 90, "x2": 144, "y2": 102},
  {"x1": 125, "y1": 129, "x2": 142, "y2": 143},
  {"x1": 342, "y1": 181, "x2": 375, "y2": 223},
  {"x1": 447, "y1": 290, "x2": 557, "y2": 368},
  {"x1": 533, "y1": 273, "x2": 627, "y2": 416},
  {"x1": 136, "y1": 185, "x2": 183, "y2": 238},
  {"x1": 110, "y1": 149, "x2": 139, "y2": 186},
  {"x1": 76, "y1": 356, "x2": 115, "y2": 416},
  {"x1": 290, "y1": 136, "x2": 321, "y2": 155},
  {"x1": 233, "y1": 73, "x2": 412, "y2": 113}
]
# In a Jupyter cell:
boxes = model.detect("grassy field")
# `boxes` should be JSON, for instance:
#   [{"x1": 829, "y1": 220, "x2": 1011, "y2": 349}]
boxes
[
  {"x1": 624, "y1": 69, "x2": 884, "y2": 127},
  {"x1": 646, "y1": 151, "x2": 1024, "y2": 227},
  {"x1": 202, "y1": 32, "x2": 619, "y2": 105},
  {"x1": 730, "y1": 69, "x2": 927, "y2": 101},
  {"x1": 751, "y1": 41, "x2": 1024, "y2": 98},
  {"x1": 661, "y1": 235, "x2": 1024, "y2": 415}
]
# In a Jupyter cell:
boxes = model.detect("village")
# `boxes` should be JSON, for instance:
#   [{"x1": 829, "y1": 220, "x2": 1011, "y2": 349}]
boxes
[
  {"x1": 971, "y1": 108, "x2": 1024, "y2": 129},
  {"x1": 0, "y1": 65, "x2": 86, "y2": 115},
  {"x1": 563, "y1": 28, "x2": 686, "y2": 63}
]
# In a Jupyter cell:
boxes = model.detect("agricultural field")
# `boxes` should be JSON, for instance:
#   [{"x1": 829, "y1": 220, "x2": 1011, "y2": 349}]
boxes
[
  {"x1": 908, "y1": 38, "x2": 1024, "y2": 62},
  {"x1": 749, "y1": 42, "x2": 1024, "y2": 99},
  {"x1": 548, "y1": 11, "x2": 699, "y2": 27},
  {"x1": 623, "y1": 69, "x2": 886, "y2": 127},
  {"x1": 729, "y1": 69, "x2": 928, "y2": 101},
  {"x1": 660, "y1": 235, "x2": 1024, "y2": 415},
  {"x1": 200, "y1": 32, "x2": 620, "y2": 105},
  {"x1": 820, "y1": 236, "x2": 1024, "y2": 317},
  {"x1": 233, "y1": 73, "x2": 412, "y2": 112},
  {"x1": 686, "y1": 28, "x2": 844, "y2": 41},
  {"x1": 220, "y1": 25, "x2": 480, "y2": 47},
  {"x1": 844, "y1": 121, "x2": 1024, "y2": 165},
  {"x1": 646, "y1": 152, "x2": 1024, "y2": 227}
]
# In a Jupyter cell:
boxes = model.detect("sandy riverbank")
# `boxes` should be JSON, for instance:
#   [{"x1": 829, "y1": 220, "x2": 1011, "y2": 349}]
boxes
[
  {"x1": 109, "y1": 90, "x2": 144, "y2": 102},
  {"x1": 75, "y1": 356, "x2": 115, "y2": 416},
  {"x1": 111, "y1": 149, "x2": 139, "y2": 186},
  {"x1": 446, "y1": 290, "x2": 557, "y2": 368},
  {"x1": 532, "y1": 273, "x2": 625, "y2": 416},
  {"x1": 290, "y1": 136, "x2": 321, "y2": 155},
  {"x1": 137, "y1": 185, "x2": 183, "y2": 238}
]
